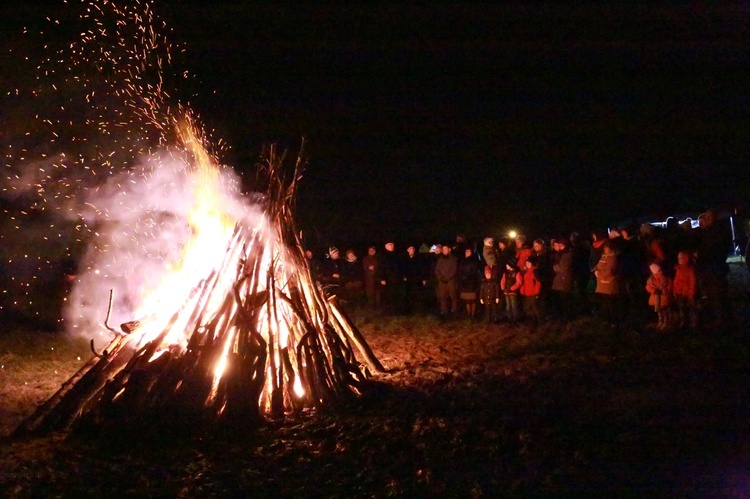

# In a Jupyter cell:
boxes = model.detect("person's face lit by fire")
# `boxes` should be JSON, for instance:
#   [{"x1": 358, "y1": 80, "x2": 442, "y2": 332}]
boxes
[
  {"x1": 465, "y1": 248, "x2": 472, "y2": 259},
  {"x1": 533, "y1": 241, "x2": 544, "y2": 253},
  {"x1": 441, "y1": 246, "x2": 451, "y2": 256},
  {"x1": 407, "y1": 246, "x2": 416, "y2": 257},
  {"x1": 368, "y1": 246, "x2": 376, "y2": 256},
  {"x1": 385, "y1": 242, "x2": 394, "y2": 252},
  {"x1": 677, "y1": 251, "x2": 690, "y2": 266}
]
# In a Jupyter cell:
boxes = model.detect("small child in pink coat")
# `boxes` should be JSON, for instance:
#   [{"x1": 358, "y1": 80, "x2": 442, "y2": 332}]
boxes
[{"x1": 646, "y1": 262, "x2": 673, "y2": 330}]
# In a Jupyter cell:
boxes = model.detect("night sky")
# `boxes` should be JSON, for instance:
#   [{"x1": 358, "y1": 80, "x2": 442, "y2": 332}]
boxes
[{"x1": 4, "y1": 3, "x2": 750, "y2": 246}]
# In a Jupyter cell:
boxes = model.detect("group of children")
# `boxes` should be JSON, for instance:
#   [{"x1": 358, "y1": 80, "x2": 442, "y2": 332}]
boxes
[
  {"x1": 479, "y1": 256, "x2": 538, "y2": 324},
  {"x1": 476, "y1": 236, "x2": 701, "y2": 330},
  {"x1": 645, "y1": 251, "x2": 697, "y2": 330}
]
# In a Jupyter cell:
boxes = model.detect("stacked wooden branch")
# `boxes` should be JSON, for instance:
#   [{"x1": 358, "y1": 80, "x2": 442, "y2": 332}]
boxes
[{"x1": 14, "y1": 145, "x2": 384, "y2": 436}]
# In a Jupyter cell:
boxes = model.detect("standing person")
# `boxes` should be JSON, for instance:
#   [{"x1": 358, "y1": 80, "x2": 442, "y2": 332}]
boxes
[
  {"x1": 378, "y1": 241, "x2": 402, "y2": 314},
  {"x1": 515, "y1": 235, "x2": 533, "y2": 270},
  {"x1": 594, "y1": 240, "x2": 619, "y2": 324},
  {"x1": 341, "y1": 248, "x2": 365, "y2": 306},
  {"x1": 482, "y1": 237, "x2": 498, "y2": 267},
  {"x1": 401, "y1": 244, "x2": 427, "y2": 315},
  {"x1": 435, "y1": 244, "x2": 459, "y2": 321},
  {"x1": 551, "y1": 238, "x2": 575, "y2": 320},
  {"x1": 497, "y1": 236, "x2": 514, "y2": 270},
  {"x1": 458, "y1": 248, "x2": 482, "y2": 321},
  {"x1": 618, "y1": 226, "x2": 647, "y2": 318},
  {"x1": 453, "y1": 234, "x2": 469, "y2": 260},
  {"x1": 425, "y1": 244, "x2": 443, "y2": 313},
  {"x1": 501, "y1": 257, "x2": 523, "y2": 324},
  {"x1": 319, "y1": 246, "x2": 343, "y2": 296},
  {"x1": 646, "y1": 263, "x2": 673, "y2": 330},
  {"x1": 487, "y1": 237, "x2": 507, "y2": 313},
  {"x1": 570, "y1": 232, "x2": 593, "y2": 316},
  {"x1": 363, "y1": 245, "x2": 380, "y2": 310},
  {"x1": 673, "y1": 250, "x2": 698, "y2": 328},
  {"x1": 521, "y1": 256, "x2": 542, "y2": 324},
  {"x1": 480, "y1": 265, "x2": 501, "y2": 323},
  {"x1": 589, "y1": 231, "x2": 609, "y2": 316},
  {"x1": 304, "y1": 249, "x2": 322, "y2": 282},
  {"x1": 694, "y1": 209, "x2": 732, "y2": 327},
  {"x1": 532, "y1": 238, "x2": 553, "y2": 320}
]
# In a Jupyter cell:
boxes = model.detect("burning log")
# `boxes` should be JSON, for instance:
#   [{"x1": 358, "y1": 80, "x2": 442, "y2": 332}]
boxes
[{"x1": 15, "y1": 138, "x2": 385, "y2": 436}]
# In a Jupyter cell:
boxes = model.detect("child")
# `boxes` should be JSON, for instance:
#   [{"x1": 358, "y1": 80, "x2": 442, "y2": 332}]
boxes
[
  {"x1": 480, "y1": 265, "x2": 501, "y2": 323},
  {"x1": 501, "y1": 257, "x2": 523, "y2": 324},
  {"x1": 673, "y1": 250, "x2": 697, "y2": 328},
  {"x1": 646, "y1": 262, "x2": 673, "y2": 330},
  {"x1": 521, "y1": 256, "x2": 542, "y2": 324}
]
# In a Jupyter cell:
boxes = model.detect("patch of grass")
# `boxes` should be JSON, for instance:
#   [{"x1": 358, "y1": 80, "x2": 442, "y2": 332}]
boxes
[
  {"x1": 1, "y1": 272, "x2": 749, "y2": 495},
  {"x1": 0, "y1": 330, "x2": 89, "y2": 436}
]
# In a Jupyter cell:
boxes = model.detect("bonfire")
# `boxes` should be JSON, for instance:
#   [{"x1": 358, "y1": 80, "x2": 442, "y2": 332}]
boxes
[{"x1": 15, "y1": 118, "x2": 384, "y2": 435}]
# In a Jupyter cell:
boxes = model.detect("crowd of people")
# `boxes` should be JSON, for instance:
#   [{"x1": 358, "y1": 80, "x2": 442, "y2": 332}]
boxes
[{"x1": 305, "y1": 209, "x2": 735, "y2": 330}]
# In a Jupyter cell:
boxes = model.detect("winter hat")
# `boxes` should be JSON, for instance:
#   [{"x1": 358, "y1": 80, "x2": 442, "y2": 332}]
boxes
[
  {"x1": 483, "y1": 237, "x2": 494, "y2": 247},
  {"x1": 328, "y1": 246, "x2": 339, "y2": 256},
  {"x1": 507, "y1": 257, "x2": 518, "y2": 269},
  {"x1": 649, "y1": 263, "x2": 661, "y2": 275}
]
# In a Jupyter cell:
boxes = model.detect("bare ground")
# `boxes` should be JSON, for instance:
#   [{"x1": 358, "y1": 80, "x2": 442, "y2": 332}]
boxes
[{"x1": 1, "y1": 266, "x2": 749, "y2": 497}]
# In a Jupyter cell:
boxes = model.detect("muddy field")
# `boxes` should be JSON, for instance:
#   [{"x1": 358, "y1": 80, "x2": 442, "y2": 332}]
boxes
[{"x1": 1, "y1": 266, "x2": 749, "y2": 496}]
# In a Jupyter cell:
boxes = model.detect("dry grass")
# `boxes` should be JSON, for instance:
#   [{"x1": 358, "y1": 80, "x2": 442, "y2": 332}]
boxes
[
  {"x1": 0, "y1": 331, "x2": 89, "y2": 437},
  {"x1": 0, "y1": 264, "x2": 748, "y2": 496}
]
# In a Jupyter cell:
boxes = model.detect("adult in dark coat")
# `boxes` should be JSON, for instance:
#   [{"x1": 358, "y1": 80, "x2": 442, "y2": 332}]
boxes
[
  {"x1": 497, "y1": 237, "x2": 514, "y2": 270},
  {"x1": 319, "y1": 246, "x2": 343, "y2": 296},
  {"x1": 341, "y1": 248, "x2": 365, "y2": 306},
  {"x1": 401, "y1": 245, "x2": 428, "y2": 314},
  {"x1": 695, "y1": 210, "x2": 732, "y2": 327},
  {"x1": 457, "y1": 248, "x2": 482, "y2": 320},
  {"x1": 551, "y1": 238, "x2": 574, "y2": 319},
  {"x1": 377, "y1": 241, "x2": 402, "y2": 314},
  {"x1": 362, "y1": 245, "x2": 380, "y2": 309},
  {"x1": 434, "y1": 245, "x2": 459, "y2": 319},
  {"x1": 305, "y1": 249, "x2": 322, "y2": 281},
  {"x1": 570, "y1": 232, "x2": 593, "y2": 315},
  {"x1": 532, "y1": 239, "x2": 553, "y2": 319}
]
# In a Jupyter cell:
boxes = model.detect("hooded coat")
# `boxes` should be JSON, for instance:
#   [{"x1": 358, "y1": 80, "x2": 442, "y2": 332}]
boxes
[{"x1": 594, "y1": 252, "x2": 618, "y2": 295}]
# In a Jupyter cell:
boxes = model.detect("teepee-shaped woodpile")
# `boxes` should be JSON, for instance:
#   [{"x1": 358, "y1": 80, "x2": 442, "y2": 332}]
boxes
[{"x1": 15, "y1": 142, "x2": 384, "y2": 436}]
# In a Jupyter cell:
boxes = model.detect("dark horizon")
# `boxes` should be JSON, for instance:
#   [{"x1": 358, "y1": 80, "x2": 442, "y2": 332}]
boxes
[{"x1": 2, "y1": 3, "x2": 749, "y2": 247}]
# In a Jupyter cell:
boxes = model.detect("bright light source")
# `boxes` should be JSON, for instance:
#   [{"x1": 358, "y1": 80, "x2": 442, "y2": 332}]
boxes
[{"x1": 509, "y1": 230, "x2": 517, "y2": 239}]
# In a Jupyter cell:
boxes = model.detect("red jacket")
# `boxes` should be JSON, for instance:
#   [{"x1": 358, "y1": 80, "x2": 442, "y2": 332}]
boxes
[
  {"x1": 516, "y1": 247, "x2": 532, "y2": 270},
  {"x1": 673, "y1": 264, "x2": 696, "y2": 300},
  {"x1": 521, "y1": 267, "x2": 541, "y2": 296},
  {"x1": 501, "y1": 268, "x2": 523, "y2": 294},
  {"x1": 646, "y1": 272, "x2": 673, "y2": 309}
]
